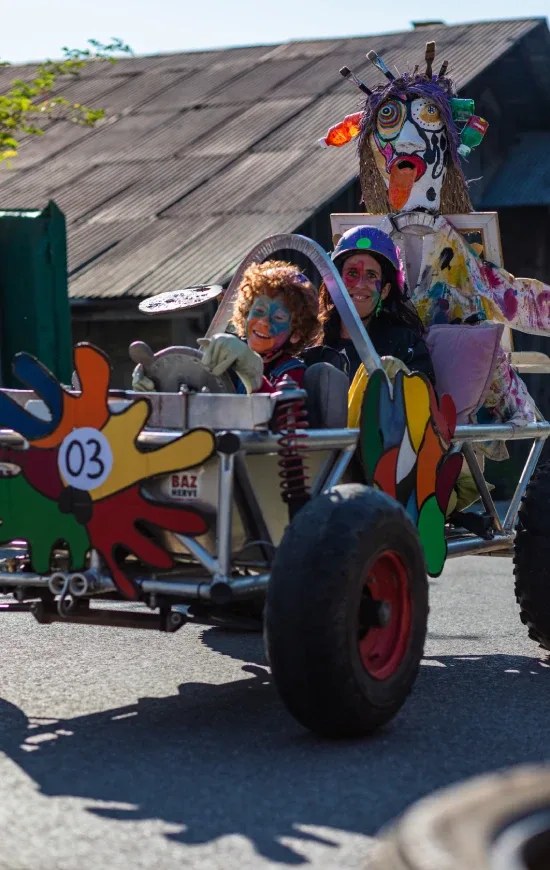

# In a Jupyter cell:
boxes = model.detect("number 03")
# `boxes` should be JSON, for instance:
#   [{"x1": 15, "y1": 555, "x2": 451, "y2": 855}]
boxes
[{"x1": 58, "y1": 428, "x2": 113, "y2": 491}]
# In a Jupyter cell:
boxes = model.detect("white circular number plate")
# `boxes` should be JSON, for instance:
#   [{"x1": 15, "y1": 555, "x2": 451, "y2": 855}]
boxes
[{"x1": 58, "y1": 427, "x2": 113, "y2": 492}]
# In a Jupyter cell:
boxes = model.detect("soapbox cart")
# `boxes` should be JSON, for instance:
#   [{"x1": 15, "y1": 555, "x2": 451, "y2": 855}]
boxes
[{"x1": 0, "y1": 233, "x2": 549, "y2": 740}]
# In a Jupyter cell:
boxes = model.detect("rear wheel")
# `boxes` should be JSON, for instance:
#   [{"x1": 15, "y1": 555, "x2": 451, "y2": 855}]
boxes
[
  {"x1": 514, "y1": 461, "x2": 550, "y2": 649},
  {"x1": 265, "y1": 484, "x2": 428, "y2": 738}
]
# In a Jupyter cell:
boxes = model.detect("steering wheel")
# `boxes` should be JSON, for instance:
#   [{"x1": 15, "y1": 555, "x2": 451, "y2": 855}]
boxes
[{"x1": 128, "y1": 341, "x2": 235, "y2": 393}]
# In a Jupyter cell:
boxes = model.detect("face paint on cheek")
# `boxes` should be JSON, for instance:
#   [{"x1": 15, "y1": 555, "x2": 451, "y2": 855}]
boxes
[
  {"x1": 246, "y1": 297, "x2": 291, "y2": 355},
  {"x1": 343, "y1": 272, "x2": 360, "y2": 290},
  {"x1": 371, "y1": 280, "x2": 382, "y2": 312}
]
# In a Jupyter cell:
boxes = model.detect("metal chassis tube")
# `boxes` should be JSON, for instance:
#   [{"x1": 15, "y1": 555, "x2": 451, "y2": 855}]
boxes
[
  {"x1": 2, "y1": 417, "x2": 550, "y2": 597},
  {"x1": 1, "y1": 419, "x2": 549, "y2": 599}
]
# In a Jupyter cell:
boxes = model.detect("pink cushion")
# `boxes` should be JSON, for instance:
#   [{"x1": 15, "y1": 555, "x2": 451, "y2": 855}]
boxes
[{"x1": 425, "y1": 323, "x2": 504, "y2": 424}]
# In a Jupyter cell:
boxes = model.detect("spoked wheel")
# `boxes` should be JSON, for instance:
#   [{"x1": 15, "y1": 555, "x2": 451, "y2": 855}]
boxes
[
  {"x1": 358, "y1": 551, "x2": 412, "y2": 681},
  {"x1": 265, "y1": 484, "x2": 428, "y2": 739}
]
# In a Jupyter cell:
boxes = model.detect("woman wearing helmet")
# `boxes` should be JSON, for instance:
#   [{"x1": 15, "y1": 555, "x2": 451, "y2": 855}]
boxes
[{"x1": 315, "y1": 225, "x2": 435, "y2": 386}]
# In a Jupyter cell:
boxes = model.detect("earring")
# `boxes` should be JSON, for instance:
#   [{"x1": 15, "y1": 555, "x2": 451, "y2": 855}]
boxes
[{"x1": 375, "y1": 296, "x2": 384, "y2": 316}]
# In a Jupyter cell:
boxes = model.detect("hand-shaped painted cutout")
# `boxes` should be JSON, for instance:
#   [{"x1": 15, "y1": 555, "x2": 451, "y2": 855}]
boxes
[
  {"x1": 359, "y1": 369, "x2": 462, "y2": 576},
  {"x1": 0, "y1": 343, "x2": 216, "y2": 598}
]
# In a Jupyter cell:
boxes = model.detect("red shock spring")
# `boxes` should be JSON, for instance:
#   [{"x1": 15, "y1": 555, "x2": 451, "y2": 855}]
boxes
[{"x1": 274, "y1": 378, "x2": 310, "y2": 518}]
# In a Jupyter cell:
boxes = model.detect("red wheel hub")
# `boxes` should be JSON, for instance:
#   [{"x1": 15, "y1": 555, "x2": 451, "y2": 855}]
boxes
[{"x1": 358, "y1": 550, "x2": 412, "y2": 680}]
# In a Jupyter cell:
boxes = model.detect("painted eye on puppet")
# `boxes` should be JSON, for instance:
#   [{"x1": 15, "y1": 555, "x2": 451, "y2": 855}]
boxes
[
  {"x1": 411, "y1": 99, "x2": 443, "y2": 130},
  {"x1": 376, "y1": 99, "x2": 406, "y2": 140}
]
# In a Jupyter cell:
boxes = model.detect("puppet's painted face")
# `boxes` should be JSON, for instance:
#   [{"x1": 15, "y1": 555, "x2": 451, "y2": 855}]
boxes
[
  {"x1": 246, "y1": 294, "x2": 292, "y2": 356},
  {"x1": 370, "y1": 96, "x2": 449, "y2": 212}
]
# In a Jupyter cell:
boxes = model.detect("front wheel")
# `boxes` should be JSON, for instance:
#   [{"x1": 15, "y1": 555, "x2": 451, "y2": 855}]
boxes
[
  {"x1": 265, "y1": 484, "x2": 428, "y2": 739},
  {"x1": 514, "y1": 460, "x2": 550, "y2": 650}
]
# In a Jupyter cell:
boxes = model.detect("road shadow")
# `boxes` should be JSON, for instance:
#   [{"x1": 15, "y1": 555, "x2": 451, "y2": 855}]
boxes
[{"x1": 0, "y1": 631, "x2": 549, "y2": 864}]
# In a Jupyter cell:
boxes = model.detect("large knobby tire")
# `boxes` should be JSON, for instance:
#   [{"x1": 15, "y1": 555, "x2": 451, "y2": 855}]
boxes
[
  {"x1": 264, "y1": 484, "x2": 428, "y2": 739},
  {"x1": 514, "y1": 461, "x2": 550, "y2": 649},
  {"x1": 368, "y1": 765, "x2": 550, "y2": 870}
]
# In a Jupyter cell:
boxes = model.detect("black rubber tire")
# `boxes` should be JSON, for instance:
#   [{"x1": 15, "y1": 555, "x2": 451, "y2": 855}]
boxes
[
  {"x1": 514, "y1": 461, "x2": 550, "y2": 650},
  {"x1": 264, "y1": 484, "x2": 428, "y2": 739},
  {"x1": 368, "y1": 765, "x2": 550, "y2": 869}
]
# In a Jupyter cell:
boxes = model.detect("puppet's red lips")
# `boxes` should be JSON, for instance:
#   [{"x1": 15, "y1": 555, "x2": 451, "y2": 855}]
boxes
[{"x1": 388, "y1": 154, "x2": 427, "y2": 181}]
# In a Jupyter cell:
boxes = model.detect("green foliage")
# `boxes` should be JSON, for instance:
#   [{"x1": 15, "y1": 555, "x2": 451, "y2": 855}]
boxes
[{"x1": 0, "y1": 38, "x2": 132, "y2": 161}]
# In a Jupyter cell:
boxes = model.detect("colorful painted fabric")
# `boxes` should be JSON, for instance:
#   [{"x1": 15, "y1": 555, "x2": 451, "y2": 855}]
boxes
[
  {"x1": 376, "y1": 215, "x2": 545, "y2": 457},
  {"x1": 400, "y1": 215, "x2": 550, "y2": 334}
]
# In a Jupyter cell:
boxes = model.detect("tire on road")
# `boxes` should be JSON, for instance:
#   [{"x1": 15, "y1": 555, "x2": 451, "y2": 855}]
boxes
[
  {"x1": 264, "y1": 483, "x2": 428, "y2": 739},
  {"x1": 368, "y1": 765, "x2": 550, "y2": 869},
  {"x1": 514, "y1": 461, "x2": 550, "y2": 649}
]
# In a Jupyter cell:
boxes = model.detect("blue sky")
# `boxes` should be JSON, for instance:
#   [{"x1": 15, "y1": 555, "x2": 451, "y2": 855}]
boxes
[{"x1": 3, "y1": 0, "x2": 550, "y2": 63}]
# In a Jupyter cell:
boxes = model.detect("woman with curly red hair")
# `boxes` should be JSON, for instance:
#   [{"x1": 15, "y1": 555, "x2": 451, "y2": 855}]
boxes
[
  {"x1": 131, "y1": 260, "x2": 319, "y2": 395},
  {"x1": 198, "y1": 260, "x2": 320, "y2": 394}
]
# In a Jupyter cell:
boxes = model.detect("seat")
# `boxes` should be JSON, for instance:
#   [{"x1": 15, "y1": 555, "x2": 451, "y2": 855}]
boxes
[{"x1": 303, "y1": 362, "x2": 349, "y2": 429}]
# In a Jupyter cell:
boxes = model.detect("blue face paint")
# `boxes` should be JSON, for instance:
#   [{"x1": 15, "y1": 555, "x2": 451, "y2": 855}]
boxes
[{"x1": 247, "y1": 295, "x2": 292, "y2": 355}]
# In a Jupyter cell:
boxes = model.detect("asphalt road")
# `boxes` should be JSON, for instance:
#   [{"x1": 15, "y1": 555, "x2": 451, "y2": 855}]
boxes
[{"x1": 0, "y1": 554, "x2": 549, "y2": 870}]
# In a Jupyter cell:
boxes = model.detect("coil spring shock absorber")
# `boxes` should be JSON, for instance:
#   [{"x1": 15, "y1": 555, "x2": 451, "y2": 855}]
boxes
[{"x1": 273, "y1": 376, "x2": 310, "y2": 520}]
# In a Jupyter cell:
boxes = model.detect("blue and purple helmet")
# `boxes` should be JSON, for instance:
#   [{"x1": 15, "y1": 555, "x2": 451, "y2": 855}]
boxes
[{"x1": 332, "y1": 225, "x2": 404, "y2": 288}]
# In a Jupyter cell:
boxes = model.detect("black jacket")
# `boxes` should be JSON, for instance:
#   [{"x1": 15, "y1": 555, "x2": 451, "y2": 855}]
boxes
[{"x1": 303, "y1": 319, "x2": 436, "y2": 386}]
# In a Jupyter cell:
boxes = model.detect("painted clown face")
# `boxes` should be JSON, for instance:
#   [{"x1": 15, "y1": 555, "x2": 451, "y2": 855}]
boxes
[
  {"x1": 370, "y1": 96, "x2": 449, "y2": 212},
  {"x1": 246, "y1": 294, "x2": 293, "y2": 356},
  {"x1": 341, "y1": 253, "x2": 390, "y2": 320}
]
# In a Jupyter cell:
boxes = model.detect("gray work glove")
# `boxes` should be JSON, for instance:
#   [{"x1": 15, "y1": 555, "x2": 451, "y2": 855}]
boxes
[
  {"x1": 131, "y1": 363, "x2": 156, "y2": 392},
  {"x1": 198, "y1": 334, "x2": 264, "y2": 394}
]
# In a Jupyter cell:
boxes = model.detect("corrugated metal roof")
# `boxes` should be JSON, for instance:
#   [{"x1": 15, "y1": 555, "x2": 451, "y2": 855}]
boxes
[
  {"x1": 67, "y1": 220, "x2": 140, "y2": 275},
  {"x1": 126, "y1": 212, "x2": 314, "y2": 298},
  {"x1": 53, "y1": 111, "x2": 180, "y2": 162},
  {"x1": 253, "y1": 92, "x2": 361, "y2": 153},
  {"x1": 51, "y1": 163, "x2": 148, "y2": 222},
  {"x1": 85, "y1": 154, "x2": 235, "y2": 221},
  {"x1": 155, "y1": 45, "x2": 279, "y2": 71},
  {"x1": 161, "y1": 150, "x2": 306, "y2": 217},
  {"x1": 96, "y1": 71, "x2": 191, "y2": 114},
  {"x1": 268, "y1": 39, "x2": 346, "y2": 60},
  {"x1": 5, "y1": 121, "x2": 96, "y2": 170},
  {"x1": 49, "y1": 73, "x2": 136, "y2": 104},
  {"x1": 69, "y1": 216, "x2": 218, "y2": 298},
  {"x1": 136, "y1": 62, "x2": 256, "y2": 111},
  {"x1": 205, "y1": 58, "x2": 319, "y2": 104},
  {"x1": 0, "y1": 17, "x2": 545, "y2": 302},
  {"x1": 92, "y1": 106, "x2": 239, "y2": 162},
  {"x1": 0, "y1": 155, "x2": 91, "y2": 206},
  {"x1": 480, "y1": 132, "x2": 550, "y2": 207},
  {"x1": 242, "y1": 145, "x2": 359, "y2": 213},
  {"x1": 191, "y1": 97, "x2": 313, "y2": 155}
]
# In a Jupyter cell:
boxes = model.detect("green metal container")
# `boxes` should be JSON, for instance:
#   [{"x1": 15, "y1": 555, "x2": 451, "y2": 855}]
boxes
[{"x1": 0, "y1": 200, "x2": 72, "y2": 387}]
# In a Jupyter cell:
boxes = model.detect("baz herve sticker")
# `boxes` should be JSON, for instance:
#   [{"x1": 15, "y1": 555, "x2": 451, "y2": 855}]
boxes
[{"x1": 169, "y1": 472, "x2": 200, "y2": 499}]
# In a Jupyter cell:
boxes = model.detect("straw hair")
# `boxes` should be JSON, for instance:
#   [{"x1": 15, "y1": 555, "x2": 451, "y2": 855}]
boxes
[{"x1": 359, "y1": 143, "x2": 473, "y2": 214}]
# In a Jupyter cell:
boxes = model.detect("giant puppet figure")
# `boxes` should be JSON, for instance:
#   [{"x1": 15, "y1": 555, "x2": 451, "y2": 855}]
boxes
[{"x1": 320, "y1": 42, "x2": 550, "y2": 459}]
